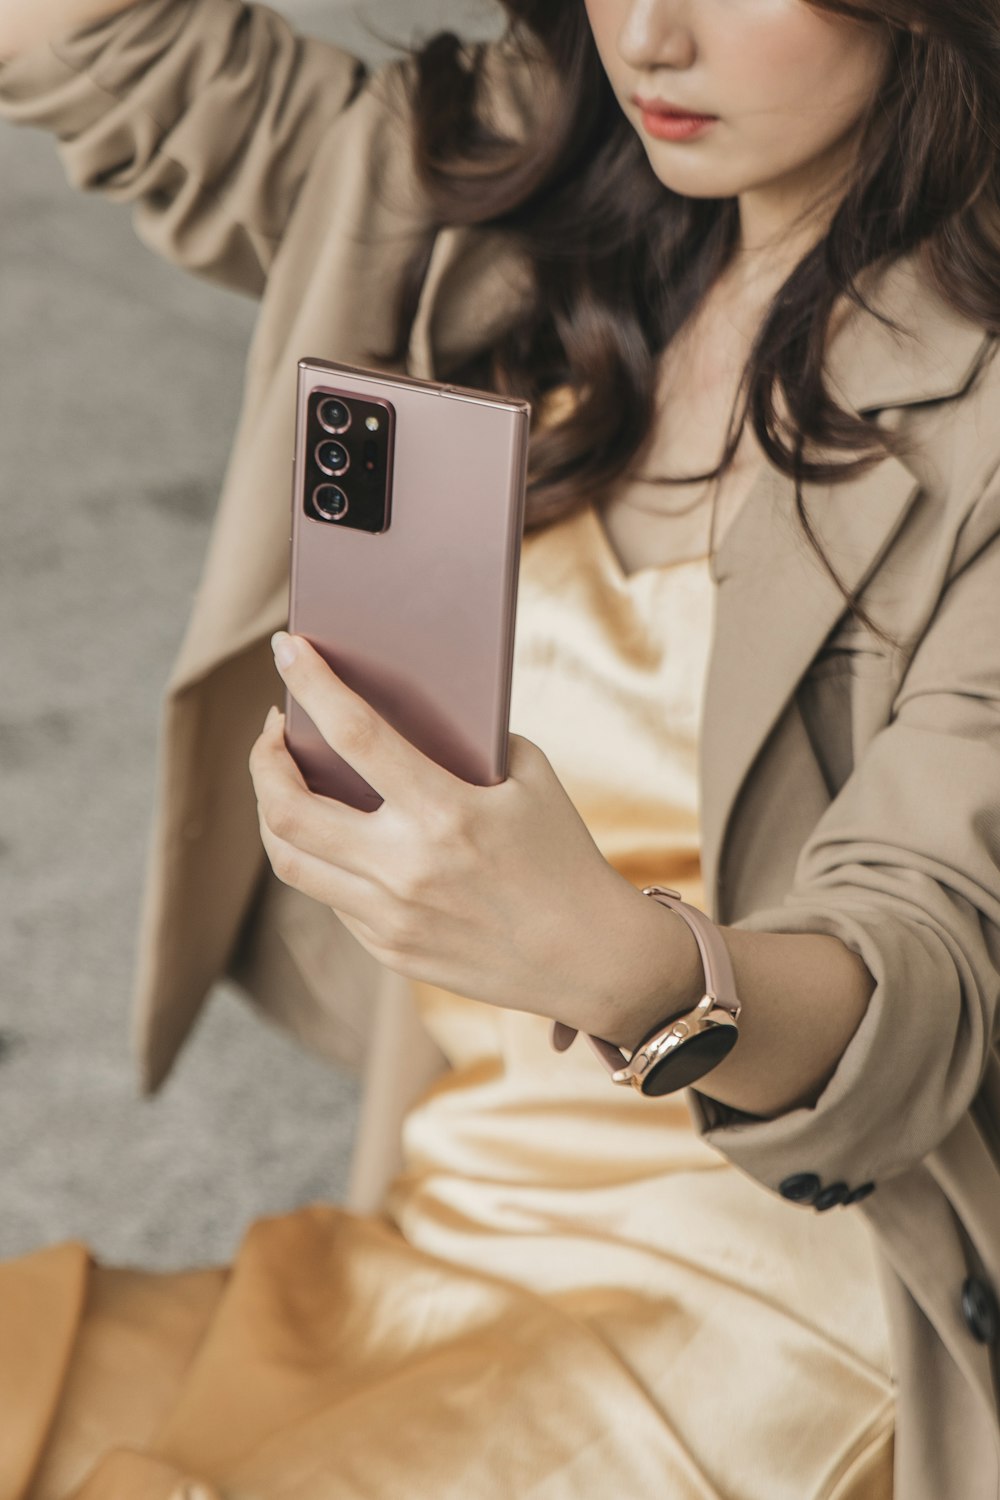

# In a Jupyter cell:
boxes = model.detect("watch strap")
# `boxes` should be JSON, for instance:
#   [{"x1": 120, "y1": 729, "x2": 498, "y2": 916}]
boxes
[{"x1": 549, "y1": 886, "x2": 739, "y2": 1077}]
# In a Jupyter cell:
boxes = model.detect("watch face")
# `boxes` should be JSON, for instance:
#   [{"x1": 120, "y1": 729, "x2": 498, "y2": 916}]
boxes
[{"x1": 640, "y1": 1027, "x2": 738, "y2": 1097}]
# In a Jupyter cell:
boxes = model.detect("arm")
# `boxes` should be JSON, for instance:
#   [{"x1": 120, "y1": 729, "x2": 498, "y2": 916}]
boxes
[
  {"x1": 0, "y1": 0, "x2": 143, "y2": 60},
  {"x1": 0, "y1": 0, "x2": 374, "y2": 297},
  {"x1": 715, "y1": 471, "x2": 1000, "y2": 1185},
  {"x1": 590, "y1": 468, "x2": 1000, "y2": 1188},
  {"x1": 587, "y1": 907, "x2": 875, "y2": 1120}
]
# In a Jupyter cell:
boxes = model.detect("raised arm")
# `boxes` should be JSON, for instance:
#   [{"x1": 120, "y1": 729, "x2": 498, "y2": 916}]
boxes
[
  {"x1": 0, "y1": 0, "x2": 143, "y2": 60},
  {"x1": 0, "y1": 0, "x2": 374, "y2": 298}
]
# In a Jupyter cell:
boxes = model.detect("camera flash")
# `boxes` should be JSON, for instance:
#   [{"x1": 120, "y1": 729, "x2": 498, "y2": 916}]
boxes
[{"x1": 365, "y1": 416, "x2": 380, "y2": 432}]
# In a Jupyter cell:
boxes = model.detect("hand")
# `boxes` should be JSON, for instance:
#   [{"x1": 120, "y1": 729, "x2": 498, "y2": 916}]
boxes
[{"x1": 248, "y1": 631, "x2": 662, "y2": 1031}]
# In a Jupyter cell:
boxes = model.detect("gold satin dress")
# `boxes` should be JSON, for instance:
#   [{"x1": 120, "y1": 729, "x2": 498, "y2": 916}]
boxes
[{"x1": 5, "y1": 500, "x2": 895, "y2": 1500}]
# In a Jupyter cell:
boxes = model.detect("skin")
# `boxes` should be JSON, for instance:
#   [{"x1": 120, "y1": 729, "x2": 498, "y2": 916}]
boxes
[
  {"x1": 249, "y1": 3, "x2": 912, "y2": 1119},
  {"x1": 585, "y1": 0, "x2": 896, "y2": 295},
  {"x1": 589, "y1": 0, "x2": 904, "y2": 571}
]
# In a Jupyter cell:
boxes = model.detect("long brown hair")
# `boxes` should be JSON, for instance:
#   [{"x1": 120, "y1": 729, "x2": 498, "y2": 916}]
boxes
[{"x1": 369, "y1": 1, "x2": 1000, "y2": 648}]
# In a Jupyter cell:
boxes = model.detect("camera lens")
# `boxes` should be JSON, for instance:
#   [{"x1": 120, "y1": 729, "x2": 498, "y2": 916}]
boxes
[
  {"x1": 313, "y1": 484, "x2": 349, "y2": 521},
  {"x1": 317, "y1": 398, "x2": 351, "y2": 434},
  {"x1": 316, "y1": 440, "x2": 350, "y2": 476}
]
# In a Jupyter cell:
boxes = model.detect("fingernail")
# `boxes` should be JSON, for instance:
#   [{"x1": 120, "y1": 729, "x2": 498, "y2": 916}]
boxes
[
  {"x1": 264, "y1": 705, "x2": 279, "y2": 730},
  {"x1": 271, "y1": 631, "x2": 297, "y2": 670}
]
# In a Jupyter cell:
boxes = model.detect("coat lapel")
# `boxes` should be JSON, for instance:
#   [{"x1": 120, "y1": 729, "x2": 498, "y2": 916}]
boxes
[
  {"x1": 697, "y1": 449, "x2": 921, "y2": 917},
  {"x1": 698, "y1": 250, "x2": 992, "y2": 917}
]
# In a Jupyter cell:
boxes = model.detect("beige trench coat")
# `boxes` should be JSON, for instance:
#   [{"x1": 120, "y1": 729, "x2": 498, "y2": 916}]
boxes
[{"x1": 3, "y1": 2, "x2": 1000, "y2": 1494}]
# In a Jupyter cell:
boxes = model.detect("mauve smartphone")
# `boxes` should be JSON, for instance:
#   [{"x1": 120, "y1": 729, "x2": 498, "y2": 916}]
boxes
[{"x1": 285, "y1": 356, "x2": 532, "y2": 809}]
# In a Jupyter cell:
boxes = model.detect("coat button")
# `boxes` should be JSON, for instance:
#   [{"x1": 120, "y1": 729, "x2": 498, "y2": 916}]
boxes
[
  {"x1": 814, "y1": 1181, "x2": 849, "y2": 1211},
  {"x1": 843, "y1": 1182, "x2": 876, "y2": 1205},
  {"x1": 961, "y1": 1276, "x2": 1000, "y2": 1344},
  {"x1": 779, "y1": 1173, "x2": 821, "y2": 1204}
]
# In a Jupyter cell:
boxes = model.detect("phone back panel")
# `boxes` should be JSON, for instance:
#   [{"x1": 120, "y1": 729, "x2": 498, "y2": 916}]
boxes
[{"x1": 286, "y1": 358, "x2": 531, "y2": 809}]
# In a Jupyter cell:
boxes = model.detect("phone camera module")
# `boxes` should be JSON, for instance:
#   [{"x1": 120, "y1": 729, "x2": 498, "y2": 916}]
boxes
[
  {"x1": 317, "y1": 398, "x2": 351, "y2": 435},
  {"x1": 316, "y1": 440, "x2": 350, "y2": 476},
  {"x1": 304, "y1": 388, "x2": 391, "y2": 534},
  {"x1": 313, "y1": 484, "x2": 349, "y2": 522}
]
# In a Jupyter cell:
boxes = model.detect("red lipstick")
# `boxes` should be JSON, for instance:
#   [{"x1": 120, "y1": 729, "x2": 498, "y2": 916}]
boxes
[{"x1": 632, "y1": 95, "x2": 718, "y2": 142}]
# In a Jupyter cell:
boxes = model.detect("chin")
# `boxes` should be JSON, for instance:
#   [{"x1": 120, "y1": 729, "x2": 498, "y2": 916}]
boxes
[{"x1": 642, "y1": 158, "x2": 738, "y2": 201}]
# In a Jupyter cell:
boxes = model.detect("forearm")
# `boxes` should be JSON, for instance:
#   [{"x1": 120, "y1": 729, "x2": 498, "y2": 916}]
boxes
[
  {"x1": 580, "y1": 892, "x2": 876, "y2": 1120},
  {"x1": 0, "y1": 0, "x2": 145, "y2": 60}
]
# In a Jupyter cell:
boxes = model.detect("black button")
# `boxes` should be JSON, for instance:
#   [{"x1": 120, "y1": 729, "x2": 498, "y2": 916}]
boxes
[
  {"x1": 779, "y1": 1173, "x2": 821, "y2": 1204},
  {"x1": 843, "y1": 1182, "x2": 876, "y2": 1206},
  {"x1": 814, "y1": 1181, "x2": 849, "y2": 1212},
  {"x1": 962, "y1": 1276, "x2": 1000, "y2": 1345}
]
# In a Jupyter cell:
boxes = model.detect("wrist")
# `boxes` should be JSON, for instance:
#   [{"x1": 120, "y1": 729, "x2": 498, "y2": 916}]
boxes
[{"x1": 574, "y1": 881, "x2": 707, "y2": 1053}]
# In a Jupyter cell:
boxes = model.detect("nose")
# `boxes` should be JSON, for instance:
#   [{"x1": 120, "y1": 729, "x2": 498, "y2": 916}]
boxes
[{"x1": 617, "y1": 0, "x2": 696, "y2": 70}]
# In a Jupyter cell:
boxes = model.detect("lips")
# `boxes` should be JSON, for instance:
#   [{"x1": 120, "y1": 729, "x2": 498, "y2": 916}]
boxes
[{"x1": 633, "y1": 95, "x2": 717, "y2": 120}]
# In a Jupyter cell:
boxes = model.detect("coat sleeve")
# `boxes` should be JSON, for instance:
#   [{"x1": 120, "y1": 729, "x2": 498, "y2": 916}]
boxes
[
  {"x1": 0, "y1": 0, "x2": 382, "y2": 297},
  {"x1": 688, "y1": 465, "x2": 1000, "y2": 1194}
]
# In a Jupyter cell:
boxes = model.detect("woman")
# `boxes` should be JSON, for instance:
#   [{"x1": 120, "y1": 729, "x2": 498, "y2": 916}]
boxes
[{"x1": 0, "y1": 0, "x2": 998, "y2": 1496}]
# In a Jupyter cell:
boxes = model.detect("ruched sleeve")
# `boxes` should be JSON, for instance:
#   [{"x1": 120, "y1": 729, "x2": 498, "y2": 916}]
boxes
[
  {"x1": 0, "y1": 0, "x2": 374, "y2": 296},
  {"x1": 689, "y1": 466, "x2": 1000, "y2": 1193}
]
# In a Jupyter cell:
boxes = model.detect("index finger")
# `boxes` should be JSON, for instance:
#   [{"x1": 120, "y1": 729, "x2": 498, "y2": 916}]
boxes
[{"x1": 270, "y1": 632, "x2": 454, "y2": 807}]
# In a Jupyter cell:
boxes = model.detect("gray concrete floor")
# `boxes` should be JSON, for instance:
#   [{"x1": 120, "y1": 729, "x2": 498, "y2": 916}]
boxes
[{"x1": 0, "y1": 0, "x2": 503, "y2": 1271}]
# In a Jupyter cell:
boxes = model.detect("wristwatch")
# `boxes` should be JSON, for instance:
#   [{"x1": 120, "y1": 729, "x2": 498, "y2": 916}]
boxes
[{"x1": 549, "y1": 885, "x2": 742, "y2": 1097}]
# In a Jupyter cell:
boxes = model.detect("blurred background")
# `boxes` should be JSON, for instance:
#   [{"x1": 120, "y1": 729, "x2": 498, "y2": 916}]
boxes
[{"x1": 0, "y1": 0, "x2": 505, "y2": 1270}]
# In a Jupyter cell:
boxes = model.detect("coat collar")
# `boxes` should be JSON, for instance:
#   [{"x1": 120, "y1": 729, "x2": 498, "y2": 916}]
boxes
[
  {"x1": 824, "y1": 246, "x2": 992, "y2": 416},
  {"x1": 410, "y1": 231, "x2": 994, "y2": 917},
  {"x1": 700, "y1": 253, "x2": 994, "y2": 915}
]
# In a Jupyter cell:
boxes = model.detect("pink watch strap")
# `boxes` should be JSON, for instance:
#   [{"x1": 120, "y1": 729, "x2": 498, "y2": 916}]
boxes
[{"x1": 549, "y1": 886, "x2": 739, "y2": 1074}]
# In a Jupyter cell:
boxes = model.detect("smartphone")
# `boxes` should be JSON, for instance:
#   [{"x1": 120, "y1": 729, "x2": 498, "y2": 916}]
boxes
[{"x1": 285, "y1": 356, "x2": 532, "y2": 809}]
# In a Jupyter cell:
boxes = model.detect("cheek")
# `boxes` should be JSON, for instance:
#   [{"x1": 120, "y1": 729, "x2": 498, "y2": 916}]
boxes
[
  {"x1": 583, "y1": 0, "x2": 625, "y2": 77},
  {"x1": 720, "y1": 7, "x2": 886, "y2": 143}
]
